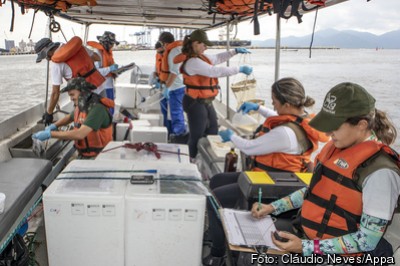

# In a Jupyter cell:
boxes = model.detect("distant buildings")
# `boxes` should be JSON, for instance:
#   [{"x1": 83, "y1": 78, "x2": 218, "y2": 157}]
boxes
[
  {"x1": 1, "y1": 39, "x2": 35, "y2": 54},
  {"x1": 4, "y1": 39, "x2": 14, "y2": 51}
]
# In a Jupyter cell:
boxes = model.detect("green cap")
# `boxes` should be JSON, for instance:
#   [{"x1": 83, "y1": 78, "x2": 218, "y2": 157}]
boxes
[
  {"x1": 190, "y1": 29, "x2": 213, "y2": 46},
  {"x1": 309, "y1": 82, "x2": 376, "y2": 132},
  {"x1": 60, "y1": 77, "x2": 96, "y2": 93}
]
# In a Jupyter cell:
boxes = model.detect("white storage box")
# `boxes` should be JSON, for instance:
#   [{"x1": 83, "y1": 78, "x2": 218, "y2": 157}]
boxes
[
  {"x1": 124, "y1": 180, "x2": 206, "y2": 266},
  {"x1": 206, "y1": 135, "x2": 239, "y2": 159},
  {"x1": 115, "y1": 120, "x2": 151, "y2": 141},
  {"x1": 137, "y1": 113, "x2": 163, "y2": 127},
  {"x1": 130, "y1": 126, "x2": 168, "y2": 143},
  {"x1": 43, "y1": 160, "x2": 133, "y2": 266},
  {"x1": 97, "y1": 141, "x2": 191, "y2": 163}
]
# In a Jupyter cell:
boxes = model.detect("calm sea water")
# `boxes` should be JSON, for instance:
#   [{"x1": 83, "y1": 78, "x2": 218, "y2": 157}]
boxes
[{"x1": 0, "y1": 49, "x2": 399, "y2": 150}]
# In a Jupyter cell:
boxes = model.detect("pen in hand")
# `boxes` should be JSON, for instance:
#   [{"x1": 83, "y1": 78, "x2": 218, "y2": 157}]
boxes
[{"x1": 258, "y1": 187, "x2": 262, "y2": 211}]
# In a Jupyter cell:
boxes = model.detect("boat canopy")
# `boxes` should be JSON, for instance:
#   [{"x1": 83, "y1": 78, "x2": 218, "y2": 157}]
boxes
[{"x1": 5, "y1": 0, "x2": 348, "y2": 30}]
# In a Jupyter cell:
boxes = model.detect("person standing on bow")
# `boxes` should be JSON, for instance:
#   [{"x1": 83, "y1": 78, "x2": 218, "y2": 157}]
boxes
[
  {"x1": 203, "y1": 77, "x2": 328, "y2": 266},
  {"x1": 251, "y1": 82, "x2": 399, "y2": 263},
  {"x1": 87, "y1": 31, "x2": 120, "y2": 115},
  {"x1": 157, "y1": 32, "x2": 188, "y2": 143},
  {"x1": 32, "y1": 77, "x2": 114, "y2": 159},
  {"x1": 177, "y1": 29, "x2": 252, "y2": 159},
  {"x1": 34, "y1": 36, "x2": 115, "y2": 125}
]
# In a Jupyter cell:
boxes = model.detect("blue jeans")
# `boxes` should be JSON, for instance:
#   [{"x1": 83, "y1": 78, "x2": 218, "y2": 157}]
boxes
[
  {"x1": 105, "y1": 87, "x2": 115, "y2": 115},
  {"x1": 160, "y1": 87, "x2": 186, "y2": 136}
]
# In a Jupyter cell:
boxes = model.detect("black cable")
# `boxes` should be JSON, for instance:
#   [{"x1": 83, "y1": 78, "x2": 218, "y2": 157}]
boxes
[
  {"x1": 10, "y1": 0, "x2": 15, "y2": 32},
  {"x1": 28, "y1": 10, "x2": 37, "y2": 39},
  {"x1": 308, "y1": 7, "x2": 319, "y2": 58}
]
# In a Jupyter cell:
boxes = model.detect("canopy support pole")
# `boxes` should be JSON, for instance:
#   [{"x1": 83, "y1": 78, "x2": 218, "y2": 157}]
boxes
[
  {"x1": 225, "y1": 21, "x2": 231, "y2": 119},
  {"x1": 274, "y1": 14, "x2": 281, "y2": 82}
]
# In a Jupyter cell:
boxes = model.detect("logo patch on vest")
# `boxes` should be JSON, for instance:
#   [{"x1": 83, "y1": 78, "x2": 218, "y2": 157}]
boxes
[{"x1": 334, "y1": 158, "x2": 349, "y2": 169}]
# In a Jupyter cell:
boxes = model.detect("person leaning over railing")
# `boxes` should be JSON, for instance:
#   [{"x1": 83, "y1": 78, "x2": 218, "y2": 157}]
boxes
[
  {"x1": 251, "y1": 82, "x2": 399, "y2": 265},
  {"x1": 176, "y1": 29, "x2": 253, "y2": 160}
]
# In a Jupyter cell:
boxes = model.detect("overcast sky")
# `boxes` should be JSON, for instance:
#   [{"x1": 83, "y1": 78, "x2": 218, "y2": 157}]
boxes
[{"x1": 0, "y1": 0, "x2": 399, "y2": 48}]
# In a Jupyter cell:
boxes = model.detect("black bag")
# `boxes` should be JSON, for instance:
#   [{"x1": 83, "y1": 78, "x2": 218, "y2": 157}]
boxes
[{"x1": 0, "y1": 234, "x2": 29, "y2": 266}]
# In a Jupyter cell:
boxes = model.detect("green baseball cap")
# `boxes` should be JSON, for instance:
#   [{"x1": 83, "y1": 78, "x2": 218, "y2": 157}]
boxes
[
  {"x1": 190, "y1": 29, "x2": 213, "y2": 46},
  {"x1": 309, "y1": 82, "x2": 376, "y2": 132},
  {"x1": 60, "y1": 77, "x2": 96, "y2": 93}
]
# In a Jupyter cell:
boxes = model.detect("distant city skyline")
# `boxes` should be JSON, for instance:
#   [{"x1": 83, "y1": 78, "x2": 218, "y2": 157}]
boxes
[{"x1": 0, "y1": 0, "x2": 399, "y2": 49}]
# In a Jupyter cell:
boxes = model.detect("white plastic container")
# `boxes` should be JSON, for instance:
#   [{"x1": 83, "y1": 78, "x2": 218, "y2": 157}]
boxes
[{"x1": 231, "y1": 112, "x2": 259, "y2": 133}]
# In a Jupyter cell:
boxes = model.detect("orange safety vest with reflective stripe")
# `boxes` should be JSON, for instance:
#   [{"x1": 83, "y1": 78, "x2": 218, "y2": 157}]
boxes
[
  {"x1": 52, "y1": 36, "x2": 105, "y2": 87},
  {"x1": 301, "y1": 140, "x2": 400, "y2": 240},
  {"x1": 253, "y1": 114, "x2": 328, "y2": 173},
  {"x1": 180, "y1": 55, "x2": 220, "y2": 99},
  {"x1": 73, "y1": 97, "x2": 114, "y2": 157},
  {"x1": 87, "y1": 41, "x2": 115, "y2": 77},
  {"x1": 159, "y1": 40, "x2": 182, "y2": 82}
]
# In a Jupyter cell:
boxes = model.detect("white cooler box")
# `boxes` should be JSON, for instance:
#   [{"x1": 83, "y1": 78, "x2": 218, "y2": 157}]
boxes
[
  {"x1": 115, "y1": 120, "x2": 151, "y2": 141},
  {"x1": 124, "y1": 178, "x2": 207, "y2": 266},
  {"x1": 97, "y1": 141, "x2": 191, "y2": 164},
  {"x1": 43, "y1": 160, "x2": 134, "y2": 266},
  {"x1": 131, "y1": 126, "x2": 168, "y2": 143},
  {"x1": 137, "y1": 113, "x2": 163, "y2": 127}
]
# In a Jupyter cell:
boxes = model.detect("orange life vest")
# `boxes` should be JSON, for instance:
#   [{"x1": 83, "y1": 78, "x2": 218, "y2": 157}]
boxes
[
  {"x1": 301, "y1": 140, "x2": 400, "y2": 240},
  {"x1": 87, "y1": 41, "x2": 115, "y2": 77},
  {"x1": 216, "y1": 0, "x2": 273, "y2": 16},
  {"x1": 180, "y1": 55, "x2": 220, "y2": 100},
  {"x1": 155, "y1": 52, "x2": 163, "y2": 77},
  {"x1": 253, "y1": 114, "x2": 327, "y2": 173},
  {"x1": 73, "y1": 97, "x2": 114, "y2": 157},
  {"x1": 159, "y1": 40, "x2": 182, "y2": 82},
  {"x1": 52, "y1": 36, "x2": 105, "y2": 88}
]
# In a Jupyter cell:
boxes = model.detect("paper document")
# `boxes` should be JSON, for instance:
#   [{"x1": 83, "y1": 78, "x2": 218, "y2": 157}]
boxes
[{"x1": 220, "y1": 208, "x2": 279, "y2": 250}]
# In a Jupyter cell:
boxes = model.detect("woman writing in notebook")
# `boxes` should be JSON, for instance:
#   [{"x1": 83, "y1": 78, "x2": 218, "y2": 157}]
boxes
[{"x1": 252, "y1": 82, "x2": 400, "y2": 261}]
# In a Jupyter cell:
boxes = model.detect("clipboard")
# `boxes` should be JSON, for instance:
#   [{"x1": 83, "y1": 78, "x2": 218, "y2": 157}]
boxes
[{"x1": 218, "y1": 208, "x2": 285, "y2": 254}]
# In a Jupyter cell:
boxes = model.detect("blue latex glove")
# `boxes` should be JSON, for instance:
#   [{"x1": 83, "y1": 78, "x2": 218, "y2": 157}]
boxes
[
  {"x1": 238, "y1": 102, "x2": 259, "y2": 114},
  {"x1": 45, "y1": 124, "x2": 57, "y2": 132},
  {"x1": 153, "y1": 80, "x2": 161, "y2": 89},
  {"x1": 109, "y1": 64, "x2": 119, "y2": 72},
  {"x1": 235, "y1": 47, "x2": 251, "y2": 54},
  {"x1": 239, "y1": 65, "x2": 253, "y2": 75},
  {"x1": 162, "y1": 87, "x2": 170, "y2": 100},
  {"x1": 32, "y1": 130, "x2": 51, "y2": 141},
  {"x1": 218, "y1": 129, "x2": 234, "y2": 142}
]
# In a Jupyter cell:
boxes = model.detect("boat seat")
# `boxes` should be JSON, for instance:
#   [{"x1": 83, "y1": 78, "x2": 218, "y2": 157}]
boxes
[{"x1": 0, "y1": 158, "x2": 52, "y2": 241}]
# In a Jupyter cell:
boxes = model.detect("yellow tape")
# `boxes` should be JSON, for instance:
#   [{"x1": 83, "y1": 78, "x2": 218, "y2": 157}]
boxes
[
  {"x1": 245, "y1": 171, "x2": 275, "y2": 184},
  {"x1": 295, "y1": 173, "x2": 312, "y2": 185}
]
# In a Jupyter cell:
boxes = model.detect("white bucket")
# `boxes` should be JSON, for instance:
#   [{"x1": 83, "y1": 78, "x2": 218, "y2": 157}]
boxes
[{"x1": 0, "y1": 192, "x2": 5, "y2": 214}]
